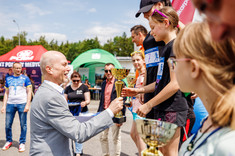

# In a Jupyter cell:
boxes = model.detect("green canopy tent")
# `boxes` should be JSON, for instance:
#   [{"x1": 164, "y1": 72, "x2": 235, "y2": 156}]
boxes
[{"x1": 71, "y1": 49, "x2": 125, "y2": 87}]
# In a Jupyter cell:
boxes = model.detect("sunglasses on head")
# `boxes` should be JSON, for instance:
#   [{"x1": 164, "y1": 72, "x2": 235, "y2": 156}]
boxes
[
  {"x1": 151, "y1": 9, "x2": 179, "y2": 28},
  {"x1": 104, "y1": 70, "x2": 112, "y2": 73},
  {"x1": 151, "y1": 9, "x2": 168, "y2": 18},
  {"x1": 72, "y1": 80, "x2": 80, "y2": 83}
]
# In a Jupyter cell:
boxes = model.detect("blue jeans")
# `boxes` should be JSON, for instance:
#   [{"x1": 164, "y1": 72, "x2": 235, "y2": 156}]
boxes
[
  {"x1": 75, "y1": 142, "x2": 83, "y2": 154},
  {"x1": 5, "y1": 103, "x2": 27, "y2": 144},
  {"x1": 74, "y1": 111, "x2": 89, "y2": 154}
]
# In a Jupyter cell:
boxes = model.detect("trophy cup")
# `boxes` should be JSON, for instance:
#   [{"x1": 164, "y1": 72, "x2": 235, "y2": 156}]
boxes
[
  {"x1": 111, "y1": 68, "x2": 130, "y2": 124},
  {"x1": 136, "y1": 119, "x2": 178, "y2": 156},
  {"x1": 125, "y1": 73, "x2": 136, "y2": 107}
]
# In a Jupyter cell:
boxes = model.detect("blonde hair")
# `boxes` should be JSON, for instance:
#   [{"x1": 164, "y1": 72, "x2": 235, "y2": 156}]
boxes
[
  {"x1": 131, "y1": 51, "x2": 145, "y2": 59},
  {"x1": 150, "y1": 6, "x2": 179, "y2": 31},
  {"x1": 173, "y1": 22, "x2": 235, "y2": 129}
]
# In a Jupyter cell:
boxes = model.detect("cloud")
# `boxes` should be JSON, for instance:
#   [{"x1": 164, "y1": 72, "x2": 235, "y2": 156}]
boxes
[
  {"x1": 85, "y1": 25, "x2": 124, "y2": 45},
  {"x1": 59, "y1": 0, "x2": 87, "y2": 12},
  {"x1": 22, "y1": 3, "x2": 51, "y2": 17},
  {"x1": 22, "y1": 24, "x2": 43, "y2": 33},
  {"x1": 88, "y1": 8, "x2": 96, "y2": 13},
  {"x1": 122, "y1": 10, "x2": 150, "y2": 31},
  {"x1": 33, "y1": 32, "x2": 67, "y2": 42}
]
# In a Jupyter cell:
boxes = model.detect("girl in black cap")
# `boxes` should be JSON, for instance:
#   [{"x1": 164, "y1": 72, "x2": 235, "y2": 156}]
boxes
[{"x1": 122, "y1": 7, "x2": 187, "y2": 156}]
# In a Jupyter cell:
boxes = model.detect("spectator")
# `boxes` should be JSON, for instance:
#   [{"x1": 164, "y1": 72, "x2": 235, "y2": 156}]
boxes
[
  {"x1": 1, "y1": 62, "x2": 32, "y2": 152},
  {"x1": 84, "y1": 79, "x2": 91, "y2": 88},
  {"x1": 64, "y1": 71, "x2": 90, "y2": 156},
  {"x1": 5, "y1": 68, "x2": 13, "y2": 79},
  {"x1": 97, "y1": 63, "x2": 126, "y2": 156}
]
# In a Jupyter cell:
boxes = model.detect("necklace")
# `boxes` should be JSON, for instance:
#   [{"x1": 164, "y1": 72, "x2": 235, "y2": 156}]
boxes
[{"x1": 187, "y1": 121, "x2": 213, "y2": 151}]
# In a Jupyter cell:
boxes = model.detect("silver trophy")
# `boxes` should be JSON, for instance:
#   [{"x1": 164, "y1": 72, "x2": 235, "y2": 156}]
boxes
[{"x1": 136, "y1": 119, "x2": 178, "y2": 156}]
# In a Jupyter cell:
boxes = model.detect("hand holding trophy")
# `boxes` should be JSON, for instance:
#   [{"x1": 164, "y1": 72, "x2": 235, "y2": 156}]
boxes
[
  {"x1": 125, "y1": 73, "x2": 136, "y2": 107},
  {"x1": 111, "y1": 68, "x2": 130, "y2": 124}
]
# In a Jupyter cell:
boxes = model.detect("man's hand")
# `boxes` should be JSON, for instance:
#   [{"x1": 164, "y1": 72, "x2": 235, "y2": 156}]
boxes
[
  {"x1": 136, "y1": 103, "x2": 152, "y2": 117},
  {"x1": 116, "y1": 123, "x2": 122, "y2": 127},
  {"x1": 121, "y1": 88, "x2": 139, "y2": 97},
  {"x1": 108, "y1": 97, "x2": 123, "y2": 115},
  {"x1": 1, "y1": 106, "x2": 6, "y2": 113},
  {"x1": 24, "y1": 105, "x2": 30, "y2": 112}
]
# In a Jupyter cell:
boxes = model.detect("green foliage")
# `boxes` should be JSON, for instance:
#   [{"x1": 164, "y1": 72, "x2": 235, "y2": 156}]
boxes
[{"x1": 0, "y1": 32, "x2": 134, "y2": 60}]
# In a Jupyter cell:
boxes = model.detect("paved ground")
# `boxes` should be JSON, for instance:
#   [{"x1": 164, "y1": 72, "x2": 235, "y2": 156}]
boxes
[{"x1": 0, "y1": 100, "x2": 138, "y2": 156}]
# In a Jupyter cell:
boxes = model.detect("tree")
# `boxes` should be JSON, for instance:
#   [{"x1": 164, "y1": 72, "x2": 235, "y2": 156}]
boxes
[{"x1": 0, "y1": 32, "x2": 134, "y2": 60}]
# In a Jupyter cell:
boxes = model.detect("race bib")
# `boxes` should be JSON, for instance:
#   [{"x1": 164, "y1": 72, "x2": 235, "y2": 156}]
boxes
[
  {"x1": 156, "y1": 57, "x2": 165, "y2": 84},
  {"x1": 145, "y1": 47, "x2": 160, "y2": 68}
]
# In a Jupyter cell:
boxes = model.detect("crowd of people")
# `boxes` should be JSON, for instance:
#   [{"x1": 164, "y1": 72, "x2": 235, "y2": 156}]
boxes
[{"x1": 0, "y1": 0, "x2": 235, "y2": 155}]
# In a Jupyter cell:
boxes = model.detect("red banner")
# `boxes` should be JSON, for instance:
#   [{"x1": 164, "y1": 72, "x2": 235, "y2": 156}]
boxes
[{"x1": 172, "y1": 0, "x2": 196, "y2": 24}]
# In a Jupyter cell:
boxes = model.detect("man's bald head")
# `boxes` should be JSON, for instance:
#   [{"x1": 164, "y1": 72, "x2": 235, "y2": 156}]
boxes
[
  {"x1": 40, "y1": 51, "x2": 65, "y2": 75},
  {"x1": 40, "y1": 51, "x2": 70, "y2": 85}
]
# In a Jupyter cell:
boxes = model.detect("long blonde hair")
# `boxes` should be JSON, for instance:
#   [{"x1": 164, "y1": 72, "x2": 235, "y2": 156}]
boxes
[{"x1": 173, "y1": 22, "x2": 235, "y2": 129}]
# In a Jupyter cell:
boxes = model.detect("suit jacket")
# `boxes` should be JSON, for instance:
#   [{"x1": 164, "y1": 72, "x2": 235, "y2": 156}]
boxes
[
  {"x1": 30, "y1": 82, "x2": 113, "y2": 156},
  {"x1": 97, "y1": 79, "x2": 126, "y2": 115}
]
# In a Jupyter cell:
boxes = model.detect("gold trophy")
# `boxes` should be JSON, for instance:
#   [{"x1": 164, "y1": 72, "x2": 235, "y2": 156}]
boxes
[
  {"x1": 125, "y1": 73, "x2": 136, "y2": 107},
  {"x1": 136, "y1": 119, "x2": 178, "y2": 156},
  {"x1": 111, "y1": 68, "x2": 130, "y2": 124}
]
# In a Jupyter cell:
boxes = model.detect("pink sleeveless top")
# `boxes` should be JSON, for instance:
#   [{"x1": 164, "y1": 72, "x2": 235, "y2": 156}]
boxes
[{"x1": 132, "y1": 73, "x2": 145, "y2": 113}]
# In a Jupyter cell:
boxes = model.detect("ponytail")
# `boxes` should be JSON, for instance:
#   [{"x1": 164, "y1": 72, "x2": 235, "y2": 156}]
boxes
[{"x1": 211, "y1": 85, "x2": 235, "y2": 129}]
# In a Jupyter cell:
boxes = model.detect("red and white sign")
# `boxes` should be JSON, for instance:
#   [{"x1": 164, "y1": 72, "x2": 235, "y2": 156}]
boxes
[
  {"x1": 172, "y1": 0, "x2": 196, "y2": 24},
  {"x1": 10, "y1": 50, "x2": 34, "y2": 61},
  {"x1": 0, "y1": 45, "x2": 48, "y2": 62}
]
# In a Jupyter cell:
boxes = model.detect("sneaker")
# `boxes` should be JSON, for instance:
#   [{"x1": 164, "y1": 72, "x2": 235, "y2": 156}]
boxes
[
  {"x1": 18, "y1": 144, "x2": 25, "y2": 152},
  {"x1": 2, "y1": 142, "x2": 12, "y2": 151}
]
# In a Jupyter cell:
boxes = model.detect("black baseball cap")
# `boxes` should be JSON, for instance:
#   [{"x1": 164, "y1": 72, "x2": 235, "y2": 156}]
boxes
[{"x1": 135, "y1": 0, "x2": 162, "y2": 18}]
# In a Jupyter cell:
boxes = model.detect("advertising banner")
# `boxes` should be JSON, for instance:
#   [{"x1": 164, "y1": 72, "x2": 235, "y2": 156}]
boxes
[{"x1": 172, "y1": 0, "x2": 196, "y2": 24}]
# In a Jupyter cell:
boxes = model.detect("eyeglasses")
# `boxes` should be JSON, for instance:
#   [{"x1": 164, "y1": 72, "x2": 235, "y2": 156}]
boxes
[
  {"x1": 151, "y1": 9, "x2": 168, "y2": 18},
  {"x1": 104, "y1": 70, "x2": 112, "y2": 73},
  {"x1": 167, "y1": 58, "x2": 191, "y2": 71},
  {"x1": 72, "y1": 80, "x2": 80, "y2": 83}
]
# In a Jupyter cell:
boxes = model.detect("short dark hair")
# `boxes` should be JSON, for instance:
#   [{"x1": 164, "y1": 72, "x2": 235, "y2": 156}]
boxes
[
  {"x1": 70, "y1": 71, "x2": 81, "y2": 79},
  {"x1": 105, "y1": 63, "x2": 115, "y2": 67},
  {"x1": 130, "y1": 25, "x2": 148, "y2": 37},
  {"x1": 13, "y1": 62, "x2": 22, "y2": 68}
]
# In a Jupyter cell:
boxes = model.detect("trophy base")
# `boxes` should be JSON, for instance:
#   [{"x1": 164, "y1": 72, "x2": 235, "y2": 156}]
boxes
[
  {"x1": 141, "y1": 148, "x2": 163, "y2": 156},
  {"x1": 112, "y1": 116, "x2": 126, "y2": 124}
]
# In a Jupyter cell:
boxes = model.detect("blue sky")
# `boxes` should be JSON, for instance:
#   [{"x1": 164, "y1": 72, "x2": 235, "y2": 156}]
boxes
[{"x1": 0, "y1": 0, "x2": 150, "y2": 45}]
